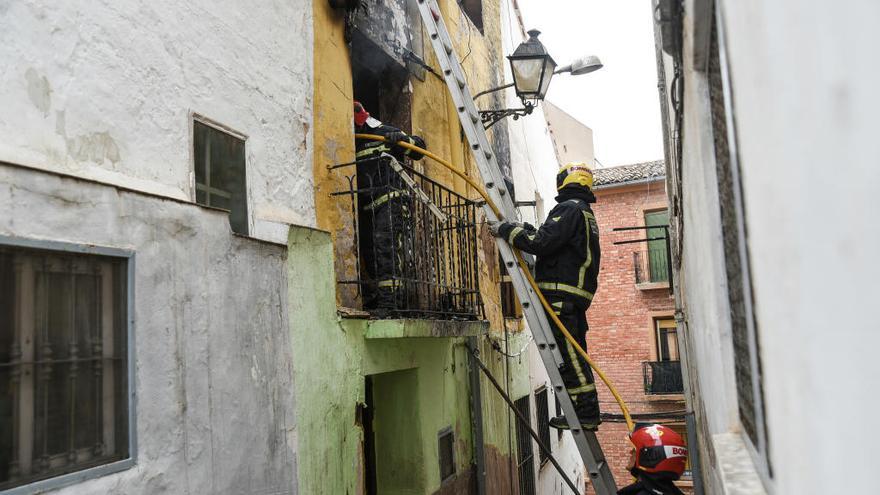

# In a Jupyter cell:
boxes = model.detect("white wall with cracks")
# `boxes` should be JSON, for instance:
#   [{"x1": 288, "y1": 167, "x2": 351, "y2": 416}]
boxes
[
  {"x1": 0, "y1": 164, "x2": 298, "y2": 494},
  {"x1": 0, "y1": 0, "x2": 315, "y2": 243}
]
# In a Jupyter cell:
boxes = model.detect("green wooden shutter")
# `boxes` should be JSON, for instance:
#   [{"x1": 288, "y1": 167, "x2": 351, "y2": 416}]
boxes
[{"x1": 644, "y1": 210, "x2": 669, "y2": 282}]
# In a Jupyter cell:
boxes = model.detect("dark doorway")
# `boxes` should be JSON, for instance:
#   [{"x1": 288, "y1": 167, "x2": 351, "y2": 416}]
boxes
[{"x1": 364, "y1": 376, "x2": 378, "y2": 495}]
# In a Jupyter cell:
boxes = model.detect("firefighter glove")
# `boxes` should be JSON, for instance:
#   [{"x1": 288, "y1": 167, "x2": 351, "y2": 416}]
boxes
[
  {"x1": 488, "y1": 220, "x2": 504, "y2": 237},
  {"x1": 387, "y1": 131, "x2": 408, "y2": 144}
]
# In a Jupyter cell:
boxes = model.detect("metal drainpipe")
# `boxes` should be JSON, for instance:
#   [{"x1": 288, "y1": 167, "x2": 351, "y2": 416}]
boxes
[{"x1": 467, "y1": 336, "x2": 488, "y2": 495}]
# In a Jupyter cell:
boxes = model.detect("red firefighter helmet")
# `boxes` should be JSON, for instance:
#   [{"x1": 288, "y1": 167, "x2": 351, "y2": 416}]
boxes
[
  {"x1": 626, "y1": 424, "x2": 688, "y2": 479},
  {"x1": 353, "y1": 100, "x2": 370, "y2": 126}
]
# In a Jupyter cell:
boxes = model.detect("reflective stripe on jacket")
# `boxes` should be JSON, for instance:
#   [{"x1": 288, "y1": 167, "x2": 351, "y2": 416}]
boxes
[{"x1": 498, "y1": 197, "x2": 600, "y2": 308}]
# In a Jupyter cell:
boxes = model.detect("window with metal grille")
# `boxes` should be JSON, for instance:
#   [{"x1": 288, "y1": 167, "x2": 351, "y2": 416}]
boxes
[
  {"x1": 707, "y1": 5, "x2": 771, "y2": 479},
  {"x1": 514, "y1": 396, "x2": 535, "y2": 495},
  {"x1": 194, "y1": 119, "x2": 249, "y2": 235},
  {"x1": 0, "y1": 243, "x2": 131, "y2": 491},
  {"x1": 437, "y1": 427, "x2": 455, "y2": 483},
  {"x1": 535, "y1": 388, "x2": 550, "y2": 465}
]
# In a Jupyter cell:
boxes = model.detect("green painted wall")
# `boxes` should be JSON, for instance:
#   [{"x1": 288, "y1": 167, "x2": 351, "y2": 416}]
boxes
[{"x1": 289, "y1": 225, "x2": 532, "y2": 494}]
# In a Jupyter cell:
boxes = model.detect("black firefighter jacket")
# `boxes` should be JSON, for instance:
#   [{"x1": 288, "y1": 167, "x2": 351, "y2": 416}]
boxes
[
  {"x1": 498, "y1": 188, "x2": 600, "y2": 310},
  {"x1": 355, "y1": 120, "x2": 424, "y2": 208}
]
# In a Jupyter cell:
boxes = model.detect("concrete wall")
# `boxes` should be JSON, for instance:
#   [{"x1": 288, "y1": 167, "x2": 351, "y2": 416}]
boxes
[
  {"x1": 0, "y1": 164, "x2": 297, "y2": 494},
  {"x1": 657, "y1": 0, "x2": 880, "y2": 493},
  {"x1": 0, "y1": 0, "x2": 314, "y2": 244},
  {"x1": 288, "y1": 227, "x2": 507, "y2": 495},
  {"x1": 543, "y1": 102, "x2": 597, "y2": 169}
]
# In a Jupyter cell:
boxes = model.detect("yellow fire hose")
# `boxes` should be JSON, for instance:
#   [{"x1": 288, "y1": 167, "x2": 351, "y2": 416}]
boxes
[{"x1": 355, "y1": 133, "x2": 634, "y2": 431}]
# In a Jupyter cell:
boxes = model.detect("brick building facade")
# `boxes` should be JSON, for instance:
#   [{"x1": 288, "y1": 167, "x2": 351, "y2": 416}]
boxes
[{"x1": 586, "y1": 161, "x2": 692, "y2": 493}]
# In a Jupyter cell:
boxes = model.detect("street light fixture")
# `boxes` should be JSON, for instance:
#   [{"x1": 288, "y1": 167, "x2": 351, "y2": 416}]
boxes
[
  {"x1": 508, "y1": 30, "x2": 557, "y2": 103},
  {"x1": 477, "y1": 30, "x2": 602, "y2": 128}
]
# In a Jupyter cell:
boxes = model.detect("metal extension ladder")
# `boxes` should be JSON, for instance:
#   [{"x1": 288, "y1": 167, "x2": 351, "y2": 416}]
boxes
[{"x1": 414, "y1": 1, "x2": 617, "y2": 493}]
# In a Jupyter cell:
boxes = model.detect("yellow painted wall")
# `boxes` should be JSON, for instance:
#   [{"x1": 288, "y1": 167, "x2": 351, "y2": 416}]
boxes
[
  {"x1": 312, "y1": 0, "x2": 358, "y2": 306},
  {"x1": 313, "y1": 0, "x2": 509, "y2": 322}
]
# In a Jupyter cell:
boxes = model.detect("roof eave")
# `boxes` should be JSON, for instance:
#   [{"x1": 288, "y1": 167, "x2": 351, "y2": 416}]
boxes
[{"x1": 592, "y1": 175, "x2": 666, "y2": 191}]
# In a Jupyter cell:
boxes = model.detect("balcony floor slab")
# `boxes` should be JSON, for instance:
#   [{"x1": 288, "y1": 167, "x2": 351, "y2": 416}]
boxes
[{"x1": 364, "y1": 318, "x2": 489, "y2": 339}]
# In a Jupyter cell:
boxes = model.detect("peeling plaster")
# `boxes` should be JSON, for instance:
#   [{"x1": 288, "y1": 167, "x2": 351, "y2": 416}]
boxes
[
  {"x1": 0, "y1": 165, "x2": 297, "y2": 494},
  {"x1": 1, "y1": 1, "x2": 316, "y2": 244}
]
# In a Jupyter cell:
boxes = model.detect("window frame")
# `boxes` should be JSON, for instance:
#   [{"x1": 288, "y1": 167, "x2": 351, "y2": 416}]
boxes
[
  {"x1": 653, "y1": 318, "x2": 679, "y2": 362},
  {"x1": 534, "y1": 387, "x2": 550, "y2": 466},
  {"x1": 437, "y1": 426, "x2": 456, "y2": 484},
  {"x1": 0, "y1": 235, "x2": 137, "y2": 495},
  {"x1": 190, "y1": 114, "x2": 250, "y2": 235},
  {"x1": 711, "y1": 1, "x2": 772, "y2": 485}
]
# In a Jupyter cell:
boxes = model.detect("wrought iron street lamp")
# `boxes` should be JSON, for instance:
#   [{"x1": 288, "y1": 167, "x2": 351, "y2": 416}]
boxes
[
  {"x1": 508, "y1": 30, "x2": 557, "y2": 103},
  {"x1": 476, "y1": 30, "x2": 603, "y2": 129}
]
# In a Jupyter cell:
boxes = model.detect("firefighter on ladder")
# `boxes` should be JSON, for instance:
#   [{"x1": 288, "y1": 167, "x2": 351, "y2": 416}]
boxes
[
  {"x1": 489, "y1": 162, "x2": 602, "y2": 430},
  {"x1": 353, "y1": 101, "x2": 426, "y2": 313}
]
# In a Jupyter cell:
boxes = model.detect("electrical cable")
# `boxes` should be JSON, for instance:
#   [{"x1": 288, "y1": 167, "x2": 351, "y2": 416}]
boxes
[{"x1": 355, "y1": 133, "x2": 635, "y2": 431}]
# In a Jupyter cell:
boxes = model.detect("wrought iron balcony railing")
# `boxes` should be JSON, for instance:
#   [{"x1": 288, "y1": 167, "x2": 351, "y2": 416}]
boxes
[
  {"x1": 334, "y1": 158, "x2": 483, "y2": 320},
  {"x1": 642, "y1": 360, "x2": 684, "y2": 395},
  {"x1": 633, "y1": 249, "x2": 670, "y2": 285}
]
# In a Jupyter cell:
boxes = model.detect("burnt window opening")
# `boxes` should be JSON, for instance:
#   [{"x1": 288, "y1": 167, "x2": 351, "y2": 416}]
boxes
[
  {"x1": 437, "y1": 427, "x2": 455, "y2": 483},
  {"x1": 193, "y1": 120, "x2": 249, "y2": 235},
  {"x1": 459, "y1": 0, "x2": 484, "y2": 33},
  {"x1": 499, "y1": 253, "x2": 521, "y2": 319},
  {"x1": 346, "y1": 38, "x2": 483, "y2": 319}
]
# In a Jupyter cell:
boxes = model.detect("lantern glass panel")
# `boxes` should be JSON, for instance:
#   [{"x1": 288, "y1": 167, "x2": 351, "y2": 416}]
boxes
[
  {"x1": 511, "y1": 58, "x2": 545, "y2": 95},
  {"x1": 538, "y1": 58, "x2": 556, "y2": 98}
]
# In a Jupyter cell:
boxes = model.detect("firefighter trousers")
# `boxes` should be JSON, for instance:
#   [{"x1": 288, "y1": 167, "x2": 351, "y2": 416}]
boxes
[
  {"x1": 370, "y1": 197, "x2": 413, "y2": 310},
  {"x1": 545, "y1": 298, "x2": 600, "y2": 421}
]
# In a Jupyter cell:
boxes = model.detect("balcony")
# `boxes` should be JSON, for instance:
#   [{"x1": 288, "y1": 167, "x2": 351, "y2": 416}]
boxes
[
  {"x1": 643, "y1": 360, "x2": 684, "y2": 395},
  {"x1": 334, "y1": 159, "x2": 483, "y2": 321},
  {"x1": 634, "y1": 249, "x2": 670, "y2": 290}
]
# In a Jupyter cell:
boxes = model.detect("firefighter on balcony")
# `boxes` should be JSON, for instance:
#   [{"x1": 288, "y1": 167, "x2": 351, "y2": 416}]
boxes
[
  {"x1": 489, "y1": 162, "x2": 601, "y2": 430},
  {"x1": 353, "y1": 101, "x2": 426, "y2": 312},
  {"x1": 619, "y1": 424, "x2": 688, "y2": 495}
]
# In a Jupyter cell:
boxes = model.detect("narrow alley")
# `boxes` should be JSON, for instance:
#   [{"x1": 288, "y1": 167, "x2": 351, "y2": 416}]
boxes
[{"x1": 1, "y1": 1, "x2": 878, "y2": 494}]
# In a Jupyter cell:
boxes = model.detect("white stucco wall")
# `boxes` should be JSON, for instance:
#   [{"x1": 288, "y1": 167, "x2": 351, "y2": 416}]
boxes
[
  {"x1": 720, "y1": 1, "x2": 880, "y2": 493},
  {"x1": 0, "y1": 164, "x2": 297, "y2": 494},
  {"x1": 0, "y1": 0, "x2": 314, "y2": 243},
  {"x1": 661, "y1": 0, "x2": 880, "y2": 493}
]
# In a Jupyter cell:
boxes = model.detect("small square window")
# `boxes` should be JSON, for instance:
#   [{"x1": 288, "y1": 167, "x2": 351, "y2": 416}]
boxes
[
  {"x1": 0, "y1": 243, "x2": 132, "y2": 491},
  {"x1": 194, "y1": 120, "x2": 249, "y2": 235},
  {"x1": 438, "y1": 427, "x2": 455, "y2": 482}
]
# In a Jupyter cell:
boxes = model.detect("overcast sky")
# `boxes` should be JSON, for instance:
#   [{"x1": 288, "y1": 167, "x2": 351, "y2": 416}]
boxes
[{"x1": 516, "y1": 0, "x2": 664, "y2": 167}]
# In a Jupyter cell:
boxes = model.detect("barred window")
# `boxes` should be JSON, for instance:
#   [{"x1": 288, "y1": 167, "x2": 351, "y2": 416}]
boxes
[
  {"x1": 514, "y1": 395, "x2": 535, "y2": 495},
  {"x1": 708, "y1": 4, "x2": 771, "y2": 480},
  {"x1": 534, "y1": 387, "x2": 550, "y2": 465},
  {"x1": 0, "y1": 244, "x2": 131, "y2": 491}
]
